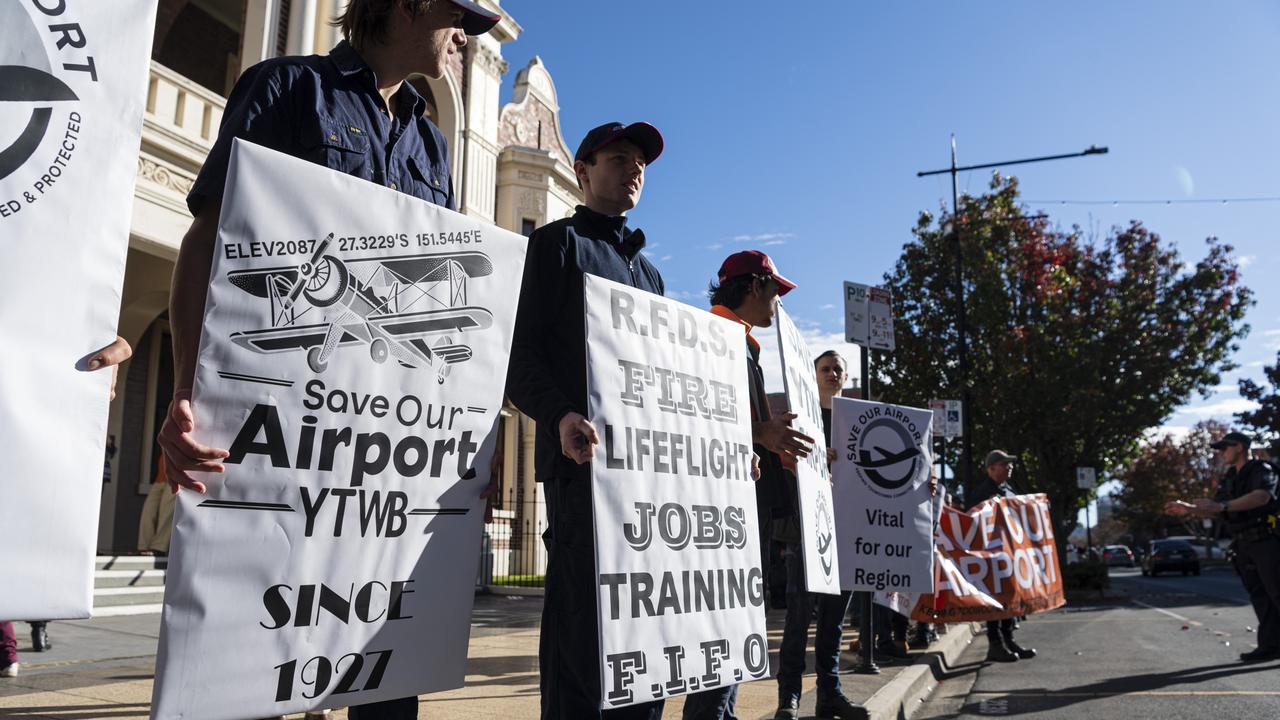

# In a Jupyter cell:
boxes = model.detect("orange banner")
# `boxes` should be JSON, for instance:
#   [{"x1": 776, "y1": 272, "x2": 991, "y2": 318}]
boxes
[{"x1": 909, "y1": 494, "x2": 1064, "y2": 623}]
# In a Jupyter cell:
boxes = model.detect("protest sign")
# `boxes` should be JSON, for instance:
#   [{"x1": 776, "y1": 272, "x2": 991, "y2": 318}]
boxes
[
  {"x1": 774, "y1": 304, "x2": 839, "y2": 594},
  {"x1": 831, "y1": 398, "x2": 934, "y2": 593},
  {"x1": 151, "y1": 140, "x2": 526, "y2": 719},
  {"x1": 0, "y1": 0, "x2": 157, "y2": 619},
  {"x1": 907, "y1": 495, "x2": 1064, "y2": 623},
  {"x1": 585, "y1": 275, "x2": 768, "y2": 708}
]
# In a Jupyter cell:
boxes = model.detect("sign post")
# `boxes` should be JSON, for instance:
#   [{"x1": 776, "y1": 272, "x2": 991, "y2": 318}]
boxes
[
  {"x1": 844, "y1": 281, "x2": 898, "y2": 674},
  {"x1": 1077, "y1": 467, "x2": 1097, "y2": 555}
]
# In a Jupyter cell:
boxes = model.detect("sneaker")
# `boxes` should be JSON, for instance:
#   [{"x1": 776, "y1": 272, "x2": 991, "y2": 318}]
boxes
[
  {"x1": 985, "y1": 641, "x2": 1019, "y2": 663},
  {"x1": 1, "y1": 662, "x2": 18, "y2": 678},
  {"x1": 815, "y1": 691, "x2": 869, "y2": 719},
  {"x1": 877, "y1": 639, "x2": 911, "y2": 659}
]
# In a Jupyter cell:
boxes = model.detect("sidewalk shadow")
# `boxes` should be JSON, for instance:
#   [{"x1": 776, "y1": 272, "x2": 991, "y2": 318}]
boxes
[
  {"x1": 0, "y1": 702, "x2": 150, "y2": 719},
  {"x1": 958, "y1": 659, "x2": 1280, "y2": 715}
]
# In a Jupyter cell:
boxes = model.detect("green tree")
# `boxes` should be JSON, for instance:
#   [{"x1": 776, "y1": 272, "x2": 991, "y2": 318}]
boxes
[
  {"x1": 1237, "y1": 351, "x2": 1280, "y2": 452},
  {"x1": 876, "y1": 175, "x2": 1251, "y2": 544}
]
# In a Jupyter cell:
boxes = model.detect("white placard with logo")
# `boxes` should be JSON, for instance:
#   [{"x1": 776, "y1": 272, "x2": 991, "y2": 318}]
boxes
[
  {"x1": 1076, "y1": 467, "x2": 1096, "y2": 490},
  {"x1": 774, "y1": 304, "x2": 840, "y2": 594},
  {"x1": 585, "y1": 275, "x2": 769, "y2": 708},
  {"x1": 831, "y1": 398, "x2": 934, "y2": 593},
  {"x1": 151, "y1": 140, "x2": 526, "y2": 719},
  {"x1": 0, "y1": 0, "x2": 158, "y2": 619},
  {"x1": 843, "y1": 281, "x2": 869, "y2": 346}
]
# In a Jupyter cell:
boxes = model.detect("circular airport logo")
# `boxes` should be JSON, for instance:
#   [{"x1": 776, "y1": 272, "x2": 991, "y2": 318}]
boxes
[
  {"x1": 850, "y1": 416, "x2": 922, "y2": 498},
  {"x1": 814, "y1": 489, "x2": 835, "y2": 578},
  {"x1": 0, "y1": 3, "x2": 79, "y2": 182}
]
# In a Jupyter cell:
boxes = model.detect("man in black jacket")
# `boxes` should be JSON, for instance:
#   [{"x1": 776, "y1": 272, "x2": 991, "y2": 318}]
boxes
[
  {"x1": 1167, "y1": 431, "x2": 1280, "y2": 662},
  {"x1": 505, "y1": 121, "x2": 666, "y2": 720},
  {"x1": 969, "y1": 450, "x2": 1037, "y2": 663}
]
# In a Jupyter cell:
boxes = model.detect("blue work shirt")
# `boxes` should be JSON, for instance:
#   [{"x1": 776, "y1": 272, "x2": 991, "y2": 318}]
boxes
[
  {"x1": 188, "y1": 40, "x2": 454, "y2": 215},
  {"x1": 506, "y1": 205, "x2": 665, "y2": 484}
]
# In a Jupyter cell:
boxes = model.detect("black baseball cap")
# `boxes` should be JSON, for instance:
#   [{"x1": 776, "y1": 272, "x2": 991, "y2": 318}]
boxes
[
  {"x1": 574, "y1": 122, "x2": 664, "y2": 165},
  {"x1": 450, "y1": 0, "x2": 500, "y2": 35},
  {"x1": 1210, "y1": 431, "x2": 1253, "y2": 450}
]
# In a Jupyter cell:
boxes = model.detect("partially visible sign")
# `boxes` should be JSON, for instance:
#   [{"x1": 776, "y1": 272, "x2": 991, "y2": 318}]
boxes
[
  {"x1": 843, "y1": 281, "x2": 869, "y2": 346},
  {"x1": 775, "y1": 304, "x2": 840, "y2": 595},
  {"x1": 868, "y1": 287, "x2": 895, "y2": 351},
  {"x1": 585, "y1": 275, "x2": 768, "y2": 709},
  {"x1": 832, "y1": 398, "x2": 935, "y2": 594},
  {"x1": 907, "y1": 495, "x2": 1065, "y2": 623},
  {"x1": 0, "y1": 0, "x2": 159, "y2": 619},
  {"x1": 1076, "y1": 467, "x2": 1097, "y2": 490},
  {"x1": 928, "y1": 399, "x2": 963, "y2": 439}
]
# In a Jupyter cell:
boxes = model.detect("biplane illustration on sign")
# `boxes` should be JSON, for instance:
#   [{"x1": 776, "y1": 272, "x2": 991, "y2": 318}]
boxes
[{"x1": 225, "y1": 235, "x2": 494, "y2": 382}]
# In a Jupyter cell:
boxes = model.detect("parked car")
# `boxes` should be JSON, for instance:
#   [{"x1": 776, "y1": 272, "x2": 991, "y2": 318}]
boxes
[
  {"x1": 1102, "y1": 544, "x2": 1135, "y2": 567},
  {"x1": 1142, "y1": 539, "x2": 1201, "y2": 577}
]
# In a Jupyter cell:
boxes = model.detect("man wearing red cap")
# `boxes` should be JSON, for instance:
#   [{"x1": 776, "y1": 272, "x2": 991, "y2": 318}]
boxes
[
  {"x1": 683, "y1": 252, "x2": 863, "y2": 719},
  {"x1": 506, "y1": 121, "x2": 667, "y2": 719},
  {"x1": 155, "y1": 2, "x2": 501, "y2": 718}
]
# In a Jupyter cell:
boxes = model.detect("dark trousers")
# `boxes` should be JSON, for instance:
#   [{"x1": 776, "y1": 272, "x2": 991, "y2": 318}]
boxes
[
  {"x1": 540, "y1": 477, "x2": 664, "y2": 720},
  {"x1": 1, "y1": 622, "x2": 15, "y2": 665},
  {"x1": 875, "y1": 605, "x2": 908, "y2": 645},
  {"x1": 776, "y1": 545, "x2": 852, "y2": 701},
  {"x1": 1236, "y1": 536, "x2": 1280, "y2": 651},
  {"x1": 986, "y1": 618, "x2": 1015, "y2": 645},
  {"x1": 347, "y1": 697, "x2": 418, "y2": 719}
]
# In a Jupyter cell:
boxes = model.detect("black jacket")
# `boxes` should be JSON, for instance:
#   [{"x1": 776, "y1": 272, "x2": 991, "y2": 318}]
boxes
[
  {"x1": 505, "y1": 206, "x2": 664, "y2": 483},
  {"x1": 1214, "y1": 459, "x2": 1279, "y2": 533},
  {"x1": 967, "y1": 476, "x2": 1017, "y2": 512}
]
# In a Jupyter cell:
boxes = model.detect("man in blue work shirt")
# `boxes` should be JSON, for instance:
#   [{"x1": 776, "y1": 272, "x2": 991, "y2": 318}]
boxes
[
  {"x1": 505, "y1": 121, "x2": 667, "y2": 720},
  {"x1": 156, "y1": 1, "x2": 500, "y2": 717}
]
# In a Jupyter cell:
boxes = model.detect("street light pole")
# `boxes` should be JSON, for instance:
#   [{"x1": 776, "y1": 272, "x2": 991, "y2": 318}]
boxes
[{"x1": 917, "y1": 139, "x2": 1107, "y2": 503}]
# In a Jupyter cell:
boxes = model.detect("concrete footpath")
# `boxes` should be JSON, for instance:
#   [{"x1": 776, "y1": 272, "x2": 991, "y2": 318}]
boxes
[{"x1": 0, "y1": 596, "x2": 977, "y2": 719}]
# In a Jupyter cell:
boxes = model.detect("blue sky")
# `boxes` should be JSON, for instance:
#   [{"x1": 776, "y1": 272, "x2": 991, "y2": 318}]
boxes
[{"x1": 501, "y1": 0, "x2": 1280, "y2": 441}]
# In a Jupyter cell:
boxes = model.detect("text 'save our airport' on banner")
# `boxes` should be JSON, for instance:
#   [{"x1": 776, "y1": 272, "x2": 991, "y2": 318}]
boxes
[
  {"x1": 584, "y1": 275, "x2": 769, "y2": 708},
  {"x1": 151, "y1": 140, "x2": 526, "y2": 720},
  {"x1": 0, "y1": 0, "x2": 158, "y2": 619},
  {"x1": 831, "y1": 398, "x2": 935, "y2": 594}
]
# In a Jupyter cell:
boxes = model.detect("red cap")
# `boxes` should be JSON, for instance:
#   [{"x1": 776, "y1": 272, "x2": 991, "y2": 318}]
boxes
[{"x1": 717, "y1": 250, "x2": 796, "y2": 296}]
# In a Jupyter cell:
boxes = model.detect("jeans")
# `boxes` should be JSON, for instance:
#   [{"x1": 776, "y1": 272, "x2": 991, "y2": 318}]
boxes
[
  {"x1": 0, "y1": 622, "x2": 15, "y2": 666},
  {"x1": 776, "y1": 545, "x2": 852, "y2": 701}
]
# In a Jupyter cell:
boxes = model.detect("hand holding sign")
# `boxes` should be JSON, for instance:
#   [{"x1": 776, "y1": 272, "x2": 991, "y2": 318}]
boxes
[
  {"x1": 559, "y1": 411, "x2": 600, "y2": 464},
  {"x1": 156, "y1": 389, "x2": 227, "y2": 493},
  {"x1": 754, "y1": 412, "x2": 815, "y2": 461}
]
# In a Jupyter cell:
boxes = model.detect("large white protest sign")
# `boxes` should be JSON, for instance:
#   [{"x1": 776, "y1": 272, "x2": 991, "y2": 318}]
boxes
[
  {"x1": 151, "y1": 140, "x2": 525, "y2": 719},
  {"x1": 832, "y1": 398, "x2": 934, "y2": 593},
  {"x1": 585, "y1": 275, "x2": 768, "y2": 708},
  {"x1": 0, "y1": 0, "x2": 157, "y2": 619},
  {"x1": 774, "y1": 304, "x2": 839, "y2": 595}
]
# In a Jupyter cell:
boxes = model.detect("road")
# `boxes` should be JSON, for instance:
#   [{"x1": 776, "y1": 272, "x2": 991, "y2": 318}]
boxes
[{"x1": 917, "y1": 565, "x2": 1280, "y2": 719}]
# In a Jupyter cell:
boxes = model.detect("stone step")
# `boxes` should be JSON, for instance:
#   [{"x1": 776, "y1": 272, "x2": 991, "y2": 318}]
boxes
[
  {"x1": 95, "y1": 555, "x2": 168, "y2": 571},
  {"x1": 92, "y1": 585, "x2": 165, "y2": 608},
  {"x1": 94, "y1": 568, "x2": 167, "y2": 589}
]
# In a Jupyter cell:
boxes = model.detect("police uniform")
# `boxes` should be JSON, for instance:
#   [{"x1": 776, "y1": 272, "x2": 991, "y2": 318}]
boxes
[{"x1": 1216, "y1": 459, "x2": 1280, "y2": 657}]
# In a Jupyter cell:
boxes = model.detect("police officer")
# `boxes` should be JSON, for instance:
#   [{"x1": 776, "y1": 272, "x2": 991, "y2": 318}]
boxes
[{"x1": 1167, "y1": 430, "x2": 1280, "y2": 663}]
